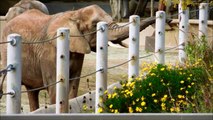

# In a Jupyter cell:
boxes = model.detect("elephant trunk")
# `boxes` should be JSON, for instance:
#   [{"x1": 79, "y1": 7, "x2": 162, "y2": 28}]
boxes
[{"x1": 108, "y1": 17, "x2": 172, "y2": 44}]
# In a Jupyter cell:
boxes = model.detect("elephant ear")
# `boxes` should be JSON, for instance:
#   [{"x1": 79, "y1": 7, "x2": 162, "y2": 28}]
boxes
[
  {"x1": 69, "y1": 21, "x2": 91, "y2": 54},
  {"x1": 47, "y1": 13, "x2": 91, "y2": 54}
]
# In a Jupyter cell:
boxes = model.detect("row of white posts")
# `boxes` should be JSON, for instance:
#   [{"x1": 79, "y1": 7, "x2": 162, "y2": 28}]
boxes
[{"x1": 5, "y1": 3, "x2": 209, "y2": 114}]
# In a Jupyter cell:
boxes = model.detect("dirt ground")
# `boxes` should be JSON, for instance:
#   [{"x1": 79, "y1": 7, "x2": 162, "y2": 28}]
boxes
[{"x1": 0, "y1": 46, "x2": 178, "y2": 113}]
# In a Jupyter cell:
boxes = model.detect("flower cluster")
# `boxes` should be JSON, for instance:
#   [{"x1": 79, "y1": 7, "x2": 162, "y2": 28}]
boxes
[{"x1": 103, "y1": 63, "x2": 212, "y2": 113}]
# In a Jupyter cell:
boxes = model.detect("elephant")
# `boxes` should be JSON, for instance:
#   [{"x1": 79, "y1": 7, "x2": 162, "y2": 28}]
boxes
[
  {"x1": 5, "y1": 0, "x2": 49, "y2": 22},
  {"x1": 1, "y1": 5, "x2": 162, "y2": 111}
]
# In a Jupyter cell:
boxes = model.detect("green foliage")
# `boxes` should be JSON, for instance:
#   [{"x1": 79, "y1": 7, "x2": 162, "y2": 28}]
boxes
[
  {"x1": 186, "y1": 35, "x2": 213, "y2": 68},
  {"x1": 103, "y1": 63, "x2": 212, "y2": 113}
]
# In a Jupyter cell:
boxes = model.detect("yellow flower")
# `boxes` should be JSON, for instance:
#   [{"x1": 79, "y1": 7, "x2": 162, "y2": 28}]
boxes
[
  {"x1": 191, "y1": 82, "x2": 195, "y2": 85},
  {"x1": 171, "y1": 98, "x2": 175, "y2": 102},
  {"x1": 161, "y1": 103, "x2": 166, "y2": 107},
  {"x1": 154, "y1": 99, "x2": 158, "y2": 103},
  {"x1": 189, "y1": 74, "x2": 193, "y2": 76},
  {"x1": 168, "y1": 65, "x2": 172, "y2": 70},
  {"x1": 161, "y1": 103, "x2": 166, "y2": 111},
  {"x1": 150, "y1": 73, "x2": 156, "y2": 76},
  {"x1": 114, "y1": 109, "x2": 119, "y2": 113},
  {"x1": 104, "y1": 90, "x2": 108, "y2": 94},
  {"x1": 180, "y1": 80, "x2": 184, "y2": 84},
  {"x1": 178, "y1": 95, "x2": 183, "y2": 99},
  {"x1": 98, "y1": 107, "x2": 103, "y2": 113},
  {"x1": 151, "y1": 93, "x2": 156, "y2": 97},
  {"x1": 141, "y1": 96, "x2": 145, "y2": 101},
  {"x1": 162, "y1": 106, "x2": 166, "y2": 111},
  {"x1": 142, "y1": 67, "x2": 148, "y2": 72},
  {"x1": 180, "y1": 88, "x2": 184, "y2": 90},
  {"x1": 136, "y1": 98, "x2": 140, "y2": 102},
  {"x1": 191, "y1": 95, "x2": 195, "y2": 99},
  {"x1": 170, "y1": 107, "x2": 175, "y2": 112},
  {"x1": 185, "y1": 90, "x2": 189, "y2": 94},
  {"x1": 113, "y1": 86, "x2": 117, "y2": 90},
  {"x1": 99, "y1": 97, "x2": 103, "y2": 103},
  {"x1": 149, "y1": 83, "x2": 152, "y2": 86},
  {"x1": 130, "y1": 82, "x2": 135, "y2": 88},
  {"x1": 187, "y1": 77, "x2": 191, "y2": 80},
  {"x1": 127, "y1": 91, "x2": 133, "y2": 97},
  {"x1": 160, "y1": 67, "x2": 165, "y2": 71},
  {"x1": 128, "y1": 107, "x2": 133, "y2": 113},
  {"x1": 136, "y1": 107, "x2": 142, "y2": 112},
  {"x1": 161, "y1": 79, "x2": 164, "y2": 82},
  {"x1": 109, "y1": 104, "x2": 113, "y2": 109},
  {"x1": 112, "y1": 93, "x2": 117, "y2": 98},
  {"x1": 141, "y1": 101, "x2": 146, "y2": 106},
  {"x1": 132, "y1": 101, "x2": 136, "y2": 105},
  {"x1": 160, "y1": 95, "x2": 168, "y2": 102},
  {"x1": 192, "y1": 104, "x2": 195, "y2": 107},
  {"x1": 83, "y1": 105, "x2": 88, "y2": 111},
  {"x1": 108, "y1": 94, "x2": 112, "y2": 99},
  {"x1": 125, "y1": 89, "x2": 129, "y2": 93},
  {"x1": 175, "y1": 107, "x2": 180, "y2": 112},
  {"x1": 188, "y1": 85, "x2": 191, "y2": 88}
]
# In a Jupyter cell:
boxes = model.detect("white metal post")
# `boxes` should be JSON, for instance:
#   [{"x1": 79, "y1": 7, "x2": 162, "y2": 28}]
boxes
[
  {"x1": 155, "y1": 11, "x2": 166, "y2": 64},
  {"x1": 95, "y1": 22, "x2": 108, "y2": 113},
  {"x1": 56, "y1": 28, "x2": 70, "y2": 113},
  {"x1": 6, "y1": 34, "x2": 22, "y2": 114},
  {"x1": 199, "y1": 3, "x2": 209, "y2": 39},
  {"x1": 128, "y1": 15, "x2": 140, "y2": 80},
  {"x1": 178, "y1": 2, "x2": 189, "y2": 64}
]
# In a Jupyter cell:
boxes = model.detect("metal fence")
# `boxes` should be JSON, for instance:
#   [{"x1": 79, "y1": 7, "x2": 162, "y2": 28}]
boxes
[{"x1": 0, "y1": 2, "x2": 212, "y2": 116}]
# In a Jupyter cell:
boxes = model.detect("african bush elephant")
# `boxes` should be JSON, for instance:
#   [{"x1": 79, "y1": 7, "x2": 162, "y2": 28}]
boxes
[
  {"x1": 5, "y1": 0, "x2": 49, "y2": 22},
  {"x1": 1, "y1": 5, "x2": 159, "y2": 111}
]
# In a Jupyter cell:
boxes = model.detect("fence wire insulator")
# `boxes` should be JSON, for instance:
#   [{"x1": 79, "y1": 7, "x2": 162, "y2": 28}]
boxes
[
  {"x1": 0, "y1": 64, "x2": 15, "y2": 76},
  {"x1": 0, "y1": 91, "x2": 15, "y2": 99}
]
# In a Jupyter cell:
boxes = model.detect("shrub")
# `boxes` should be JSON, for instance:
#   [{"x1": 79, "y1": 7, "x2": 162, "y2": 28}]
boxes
[{"x1": 102, "y1": 62, "x2": 212, "y2": 113}]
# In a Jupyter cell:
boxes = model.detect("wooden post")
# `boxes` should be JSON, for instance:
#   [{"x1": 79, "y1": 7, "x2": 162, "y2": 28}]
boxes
[
  {"x1": 6, "y1": 34, "x2": 22, "y2": 114},
  {"x1": 128, "y1": 15, "x2": 140, "y2": 80},
  {"x1": 155, "y1": 11, "x2": 166, "y2": 64},
  {"x1": 199, "y1": 3, "x2": 209, "y2": 39},
  {"x1": 95, "y1": 22, "x2": 108, "y2": 113},
  {"x1": 56, "y1": 28, "x2": 70, "y2": 113},
  {"x1": 178, "y1": 1, "x2": 189, "y2": 64}
]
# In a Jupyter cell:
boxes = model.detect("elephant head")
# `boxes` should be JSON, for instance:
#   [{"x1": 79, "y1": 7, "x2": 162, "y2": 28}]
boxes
[
  {"x1": 1, "y1": 5, "x2": 162, "y2": 111},
  {"x1": 5, "y1": 0, "x2": 49, "y2": 22}
]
